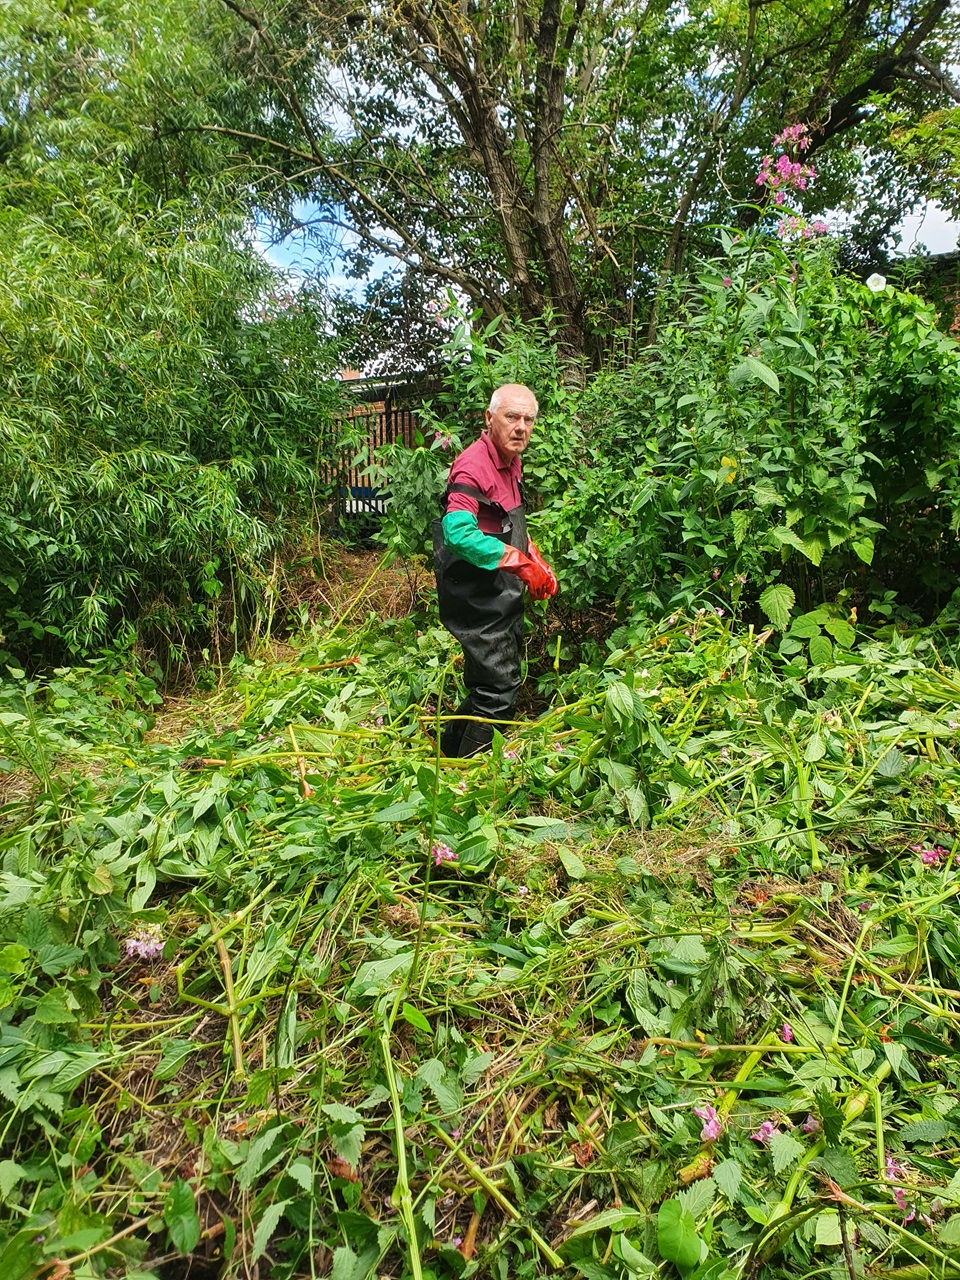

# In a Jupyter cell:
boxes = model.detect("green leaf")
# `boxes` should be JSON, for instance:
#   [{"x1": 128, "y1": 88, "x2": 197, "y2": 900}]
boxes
[
  {"x1": 286, "y1": 1157, "x2": 314, "y2": 1192},
  {"x1": 810, "y1": 1149, "x2": 858, "y2": 1188},
  {"x1": 85, "y1": 863, "x2": 114, "y2": 895},
  {"x1": 809, "y1": 634, "x2": 833, "y2": 667},
  {"x1": 0, "y1": 1229, "x2": 43, "y2": 1280},
  {"x1": 400, "y1": 1003, "x2": 433, "y2": 1035},
  {"x1": 164, "y1": 1179, "x2": 201, "y2": 1254},
  {"x1": 770, "y1": 1131, "x2": 804, "y2": 1175},
  {"x1": 815, "y1": 1089, "x2": 845, "y2": 1147},
  {"x1": 678, "y1": 1176, "x2": 716, "y2": 1219},
  {"x1": 814, "y1": 1210, "x2": 843, "y2": 1247},
  {"x1": 730, "y1": 356, "x2": 780, "y2": 393},
  {"x1": 759, "y1": 584, "x2": 795, "y2": 631},
  {"x1": 251, "y1": 1198, "x2": 290, "y2": 1263},
  {"x1": 731, "y1": 510, "x2": 751, "y2": 549},
  {"x1": 346, "y1": 951, "x2": 413, "y2": 1000},
  {"x1": 563, "y1": 1206, "x2": 646, "y2": 1241},
  {"x1": 417, "y1": 1059, "x2": 463, "y2": 1114},
  {"x1": 823, "y1": 618, "x2": 855, "y2": 647},
  {"x1": 33, "y1": 989, "x2": 76, "y2": 1025},
  {"x1": 558, "y1": 847, "x2": 587, "y2": 879},
  {"x1": 900, "y1": 1118, "x2": 948, "y2": 1144},
  {"x1": 657, "y1": 1199, "x2": 702, "y2": 1271},
  {"x1": 0, "y1": 1160, "x2": 25, "y2": 1199},
  {"x1": 153, "y1": 1039, "x2": 196, "y2": 1082},
  {"x1": 851, "y1": 537, "x2": 874, "y2": 565},
  {"x1": 875, "y1": 748, "x2": 906, "y2": 779},
  {"x1": 771, "y1": 525, "x2": 807, "y2": 555},
  {"x1": 605, "y1": 682, "x2": 636, "y2": 725},
  {"x1": 0, "y1": 945, "x2": 29, "y2": 976},
  {"x1": 461, "y1": 1052, "x2": 494, "y2": 1083},
  {"x1": 804, "y1": 734, "x2": 826, "y2": 762},
  {"x1": 712, "y1": 1160, "x2": 742, "y2": 1202},
  {"x1": 35, "y1": 943, "x2": 83, "y2": 976}
]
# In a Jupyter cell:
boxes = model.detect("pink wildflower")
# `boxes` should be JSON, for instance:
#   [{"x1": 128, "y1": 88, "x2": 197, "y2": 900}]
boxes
[
  {"x1": 504, "y1": 750, "x2": 518, "y2": 760},
  {"x1": 694, "y1": 1104, "x2": 723, "y2": 1142},
  {"x1": 893, "y1": 1186, "x2": 915, "y2": 1223},
  {"x1": 750, "y1": 1120, "x2": 780, "y2": 1144},
  {"x1": 802, "y1": 1114, "x2": 820, "y2": 1133},
  {"x1": 432, "y1": 843, "x2": 456, "y2": 866},
  {"x1": 722, "y1": 277, "x2": 732, "y2": 287},
  {"x1": 124, "y1": 924, "x2": 164, "y2": 961},
  {"x1": 886, "y1": 1155, "x2": 906, "y2": 1181},
  {"x1": 918, "y1": 845, "x2": 949, "y2": 866},
  {"x1": 781, "y1": 1022, "x2": 794, "y2": 1043}
]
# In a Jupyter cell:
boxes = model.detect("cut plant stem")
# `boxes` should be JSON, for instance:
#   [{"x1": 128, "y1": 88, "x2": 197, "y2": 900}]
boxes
[{"x1": 432, "y1": 1126, "x2": 564, "y2": 1269}]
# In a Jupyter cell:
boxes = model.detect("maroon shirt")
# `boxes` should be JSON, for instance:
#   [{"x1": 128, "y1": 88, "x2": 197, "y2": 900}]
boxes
[{"x1": 447, "y1": 431, "x2": 522, "y2": 534}]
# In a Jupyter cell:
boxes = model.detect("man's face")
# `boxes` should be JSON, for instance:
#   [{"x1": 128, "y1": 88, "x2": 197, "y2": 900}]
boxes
[{"x1": 486, "y1": 388, "x2": 537, "y2": 463}]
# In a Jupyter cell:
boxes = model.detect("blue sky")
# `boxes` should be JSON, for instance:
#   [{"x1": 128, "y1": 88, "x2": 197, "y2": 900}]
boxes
[{"x1": 254, "y1": 198, "x2": 960, "y2": 292}]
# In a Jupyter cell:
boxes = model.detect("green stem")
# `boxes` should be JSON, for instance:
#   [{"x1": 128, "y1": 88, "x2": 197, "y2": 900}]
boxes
[
  {"x1": 432, "y1": 1126, "x2": 564, "y2": 1269},
  {"x1": 379, "y1": 1027, "x2": 425, "y2": 1280}
]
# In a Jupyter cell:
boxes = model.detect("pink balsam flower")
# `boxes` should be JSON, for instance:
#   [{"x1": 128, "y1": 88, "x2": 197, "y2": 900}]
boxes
[
  {"x1": 750, "y1": 1120, "x2": 780, "y2": 1144},
  {"x1": 124, "y1": 924, "x2": 164, "y2": 961},
  {"x1": 694, "y1": 1104, "x2": 723, "y2": 1143}
]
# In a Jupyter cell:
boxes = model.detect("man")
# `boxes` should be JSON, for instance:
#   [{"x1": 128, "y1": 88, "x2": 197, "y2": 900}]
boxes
[{"x1": 433, "y1": 383, "x2": 557, "y2": 757}]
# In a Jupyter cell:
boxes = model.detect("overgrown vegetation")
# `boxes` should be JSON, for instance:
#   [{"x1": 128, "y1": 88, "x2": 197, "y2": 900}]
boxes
[
  {"x1": 2, "y1": 600, "x2": 960, "y2": 1278},
  {"x1": 377, "y1": 227, "x2": 960, "y2": 626},
  {"x1": 0, "y1": 2, "x2": 345, "y2": 672}
]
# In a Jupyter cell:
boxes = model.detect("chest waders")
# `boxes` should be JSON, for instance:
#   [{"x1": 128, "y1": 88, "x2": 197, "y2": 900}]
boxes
[{"x1": 432, "y1": 482, "x2": 528, "y2": 757}]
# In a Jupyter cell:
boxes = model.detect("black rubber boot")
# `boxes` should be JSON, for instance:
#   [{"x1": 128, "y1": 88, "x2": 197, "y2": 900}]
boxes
[
  {"x1": 440, "y1": 718, "x2": 464, "y2": 757},
  {"x1": 456, "y1": 719, "x2": 496, "y2": 757}
]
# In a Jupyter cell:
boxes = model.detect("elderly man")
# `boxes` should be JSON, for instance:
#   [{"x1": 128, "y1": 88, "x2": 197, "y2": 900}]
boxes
[{"x1": 433, "y1": 383, "x2": 557, "y2": 757}]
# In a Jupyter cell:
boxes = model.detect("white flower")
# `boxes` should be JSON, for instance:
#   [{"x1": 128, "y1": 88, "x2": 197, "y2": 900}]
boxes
[{"x1": 865, "y1": 273, "x2": 887, "y2": 293}]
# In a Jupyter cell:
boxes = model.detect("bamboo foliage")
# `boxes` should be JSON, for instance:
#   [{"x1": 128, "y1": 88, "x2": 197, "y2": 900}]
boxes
[{"x1": 0, "y1": 158, "x2": 343, "y2": 664}]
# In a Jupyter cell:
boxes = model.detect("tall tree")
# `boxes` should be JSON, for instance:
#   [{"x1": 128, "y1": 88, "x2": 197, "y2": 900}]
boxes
[{"x1": 197, "y1": 0, "x2": 960, "y2": 356}]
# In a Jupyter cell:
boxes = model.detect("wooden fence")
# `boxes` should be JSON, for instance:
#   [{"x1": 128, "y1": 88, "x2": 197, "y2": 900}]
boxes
[{"x1": 331, "y1": 375, "x2": 443, "y2": 517}]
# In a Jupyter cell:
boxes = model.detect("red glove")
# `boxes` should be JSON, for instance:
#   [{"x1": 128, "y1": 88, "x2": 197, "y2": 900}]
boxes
[
  {"x1": 527, "y1": 539, "x2": 557, "y2": 598},
  {"x1": 498, "y1": 545, "x2": 551, "y2": 598}
]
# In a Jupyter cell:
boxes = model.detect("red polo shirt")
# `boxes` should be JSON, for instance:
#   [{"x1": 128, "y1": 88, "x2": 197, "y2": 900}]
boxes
[{"x1": 446, "y1": 432, "x2": 522, "y2": 534}]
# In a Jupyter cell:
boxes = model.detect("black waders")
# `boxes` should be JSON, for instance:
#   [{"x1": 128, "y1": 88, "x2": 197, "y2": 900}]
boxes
[{"x1": 433, "y1": 484, "x2": 527, "y2": 757}]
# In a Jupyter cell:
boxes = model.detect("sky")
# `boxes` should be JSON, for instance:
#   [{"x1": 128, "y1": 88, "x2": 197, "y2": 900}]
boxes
[
  {"x1": 254, "y1": 199, "x2": 960, "y2": 292},
  {"x1": 893, "y1": 201, "x2": 960, "y2": 255}
]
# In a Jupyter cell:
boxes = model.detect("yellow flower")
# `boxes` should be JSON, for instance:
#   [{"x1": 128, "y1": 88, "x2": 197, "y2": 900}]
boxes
[{"x1": 720, "y1": 455, "x2": 737, "y2": 482}]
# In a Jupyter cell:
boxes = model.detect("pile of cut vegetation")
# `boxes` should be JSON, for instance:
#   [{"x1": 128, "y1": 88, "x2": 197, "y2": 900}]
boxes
[{"x1": 1, "y1": 609, "x2": 959, "y2": 1279}]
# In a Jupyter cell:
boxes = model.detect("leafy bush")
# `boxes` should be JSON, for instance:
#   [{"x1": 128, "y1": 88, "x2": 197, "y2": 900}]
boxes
[
  {"x1": 0, "y1": 164, "x2": 343, "y2": 667},
  {"x1": 372, "y1": 229, "x2": 960, "y2": 628}
]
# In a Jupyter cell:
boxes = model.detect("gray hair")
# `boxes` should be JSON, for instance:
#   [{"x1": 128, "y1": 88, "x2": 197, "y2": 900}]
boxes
[{"x1": 488, "y1": 384, "x2": 537, "y2": 415}]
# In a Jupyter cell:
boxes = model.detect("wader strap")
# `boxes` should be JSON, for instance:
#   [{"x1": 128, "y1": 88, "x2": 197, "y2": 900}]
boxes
[{"x1": 441, "y1": 482, "x2": 508, "y2": 519}]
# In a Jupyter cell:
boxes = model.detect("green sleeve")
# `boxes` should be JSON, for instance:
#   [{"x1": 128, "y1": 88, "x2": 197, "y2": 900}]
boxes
[{"x1": 442, "y1": 511, "x2": 505, "y2": 571}]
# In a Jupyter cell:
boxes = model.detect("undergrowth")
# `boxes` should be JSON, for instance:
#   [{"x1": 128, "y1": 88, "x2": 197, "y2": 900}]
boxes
[{"x1": 1, "y1": 607, "x2": 960, "y2": 1279}]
